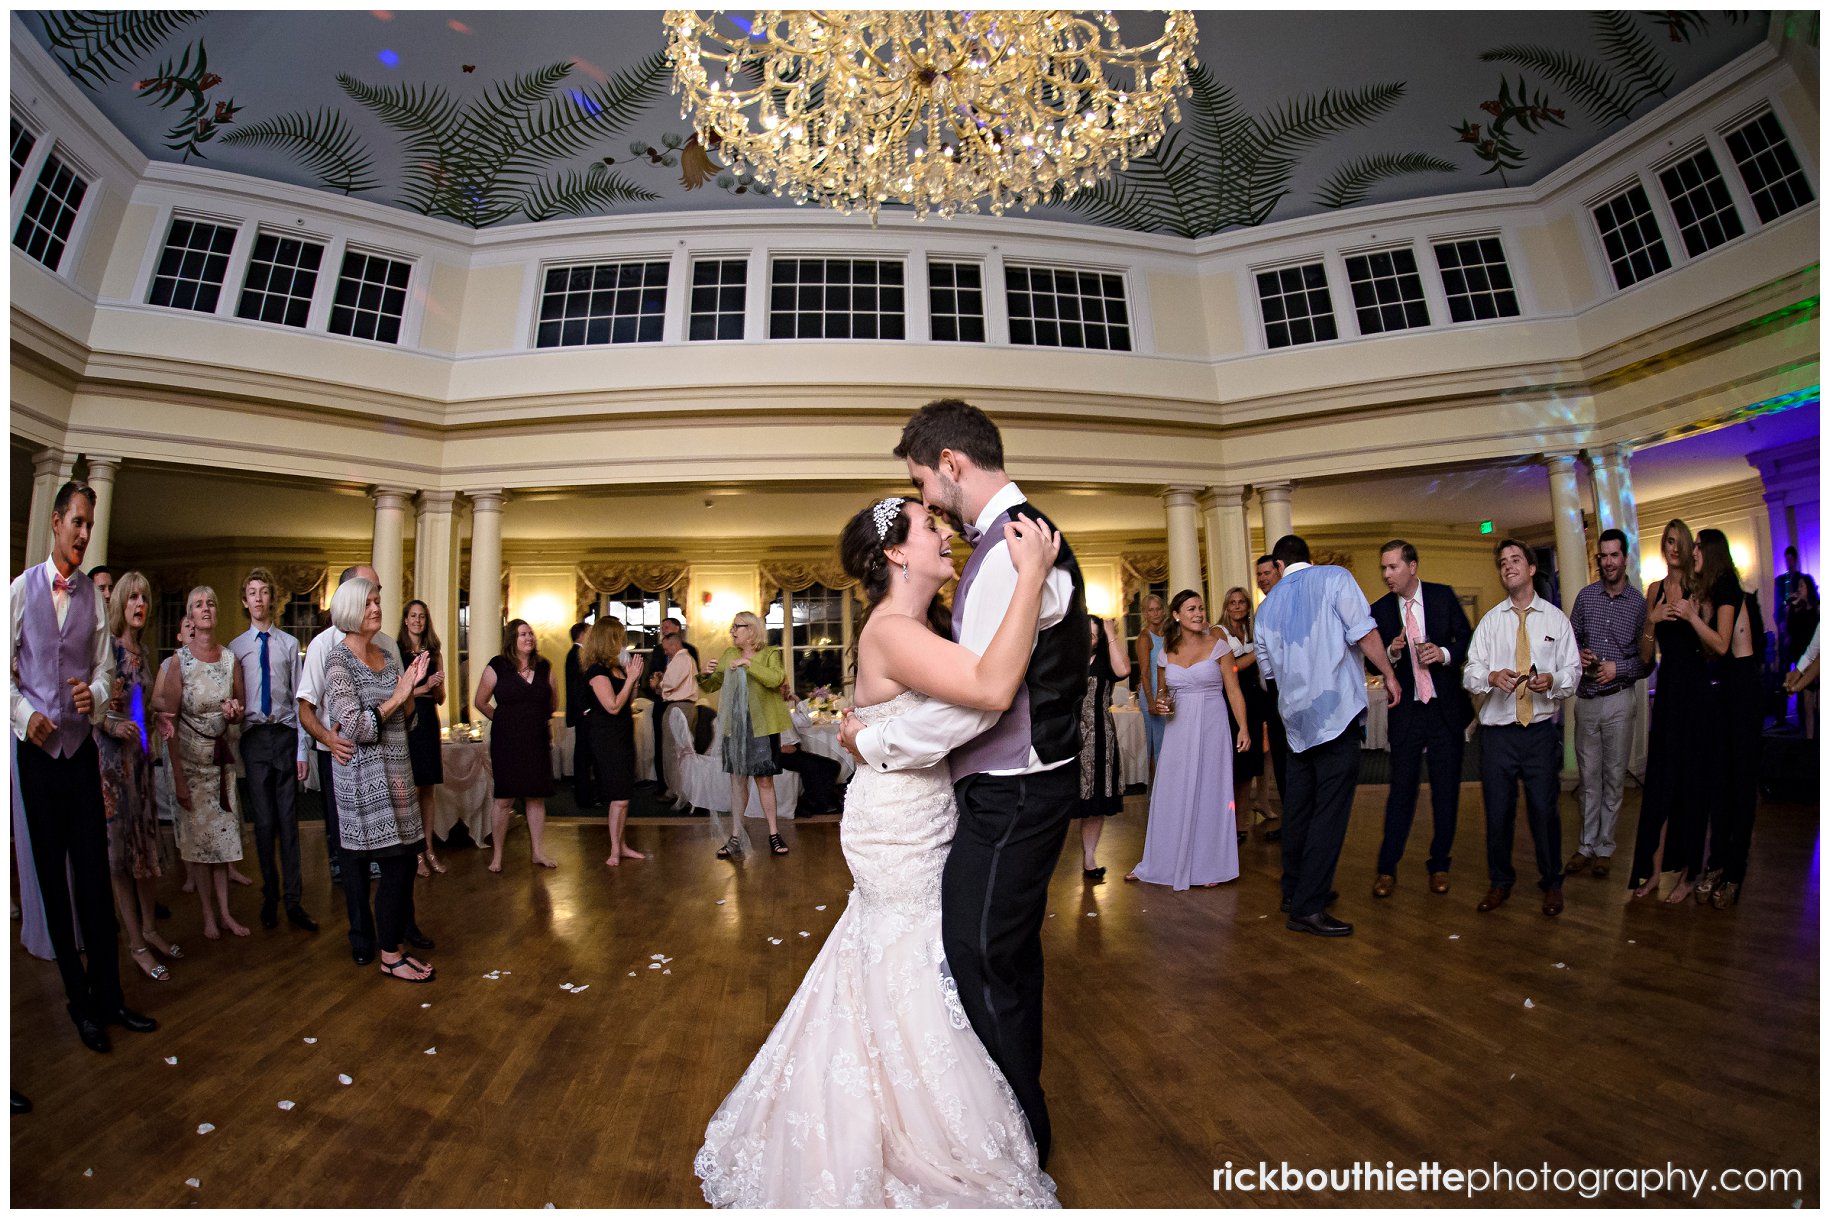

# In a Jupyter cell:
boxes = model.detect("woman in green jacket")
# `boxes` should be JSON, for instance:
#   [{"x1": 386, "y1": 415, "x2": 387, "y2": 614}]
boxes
[{"x1": 699, "y1": 610, "x2": 793, "y2": 859}]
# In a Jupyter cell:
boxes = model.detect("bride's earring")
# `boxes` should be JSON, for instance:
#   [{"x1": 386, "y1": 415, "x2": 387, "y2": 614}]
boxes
[{"x1": 901, "y1": 562, "x2": 910, "y2": 580}]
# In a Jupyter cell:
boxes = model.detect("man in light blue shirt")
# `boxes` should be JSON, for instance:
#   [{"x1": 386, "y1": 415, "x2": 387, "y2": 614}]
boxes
[{"x1": 1254, "y1": 535, "x2": 1400, "y2": 937}]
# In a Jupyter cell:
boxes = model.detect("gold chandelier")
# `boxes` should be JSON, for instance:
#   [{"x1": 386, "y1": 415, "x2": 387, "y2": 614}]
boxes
[{"x1": 663, "y1": 10, "x2": 1198, "y2": 220}]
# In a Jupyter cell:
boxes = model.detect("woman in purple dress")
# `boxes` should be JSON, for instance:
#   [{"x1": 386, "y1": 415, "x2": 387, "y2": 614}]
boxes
[{"x1": 1126, "y1": 589, "x2": 1251, "y2": 890}]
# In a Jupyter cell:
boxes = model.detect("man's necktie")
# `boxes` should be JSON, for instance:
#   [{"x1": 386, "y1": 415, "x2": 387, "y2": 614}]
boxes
[
  {"x1": 1512, "y1": 605, "x2": 1533, "y2": 727},
  {"x1": 258, "y1": 631, "x2": 272, "y2": 719},
  {"x1": 51, "y1": 572, "x2": 70, "y2": 623},
  {"x1": 1405, "y1": 597, "x2": 1434, "y2": 703}
]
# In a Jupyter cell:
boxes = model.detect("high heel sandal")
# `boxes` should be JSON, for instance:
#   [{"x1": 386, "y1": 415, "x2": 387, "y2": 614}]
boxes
[
  {"x1": 417, "y1": 853, "x2": 431, "y2": 878},
  {"x1": 716, "y1": 835, "x2": 742, "y2": 860},
  {"x1": 425, "y1": 853, "x2": 447, "y2": 875},
  {"x1": 769, "y1": 834, "x2": 789, "y2": 856},
  {"x1": 145, "y1": 933, "x2": 182, "y2": 960},
  {"x1": 130, "y1": 946, "x2": 170, "y2": 982},
  {"x1": 1693, "y1": 867, "x2": 1722, "y2": 903},
  {"x1": 1710, "y1": 880, "x2": 1740, "y2": 908}
]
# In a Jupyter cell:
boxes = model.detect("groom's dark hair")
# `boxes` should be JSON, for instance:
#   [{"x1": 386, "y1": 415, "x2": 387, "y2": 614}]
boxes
[{"x1": 894, "y1": 398, "x2": 1005, "y2": 472}]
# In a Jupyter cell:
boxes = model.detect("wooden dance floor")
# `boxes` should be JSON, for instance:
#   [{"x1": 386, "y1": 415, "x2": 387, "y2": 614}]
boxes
[{"x1": 11, "y1": 783, "x2": 1819, "y2": 1207}]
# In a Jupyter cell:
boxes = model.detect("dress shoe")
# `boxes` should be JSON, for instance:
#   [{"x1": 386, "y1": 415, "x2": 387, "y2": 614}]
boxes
[
  {"x1": 1542, "y1": 888, "x2": 1564, "y2": 917},
  {"x1": 1279, "y1": 891, "x2": 1338, "y2": 914},
  {"x1": 260, "y1": 901, "x2": 279, "y2": 930},
  {"x1": 405, "y1": 929, "x2": 435, "y2": 951},
  {"x1": 1590, "y1": 860, "x2": 1611, "y2": 879},
  {"x1": 1372, "y1": 873, "x2": 1396, "y2": 899},
  {"x1": 105, "y1": 1006, "x2": 159, "y2": 1033},
  {"x1": 285, "y1": 906, "x2": 319, "y2": 933},
  {"x1": 1564, "y1": 851, "x2": 1593, "y2": 877},
  {"x1": 11, "y1": 1090, "x2": 31, "y2": 1115},
  {"x1": 1476, "y1": 885, "x2": 1511, "y2": 912},
  {"x1": 1262, "y1": 829, "x2": 1282, "y2": 843},
  {"x1": 1286, "y1": 912, "x2": 1353, "y2": 937},
  {"x1": 352, "y1": 949, "x2": 375, "y2": 967},
  {"x1": 1429, "y1": 872, "x2": 1450, "y2": 895},
  {"x1": 73, "y1": 1016, "x2": 111, "y2": 1053}
]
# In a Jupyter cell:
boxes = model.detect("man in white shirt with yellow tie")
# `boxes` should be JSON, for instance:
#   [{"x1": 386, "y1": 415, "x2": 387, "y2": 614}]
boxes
[{"x1": 1462, "y1": 539, "x2": 1581, "y2": 917}]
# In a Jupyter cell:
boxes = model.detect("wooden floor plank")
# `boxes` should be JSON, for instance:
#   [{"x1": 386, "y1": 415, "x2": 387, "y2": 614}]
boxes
[{"x1": 10, "y1": 783, "x2": 1819, "y2": 1207}]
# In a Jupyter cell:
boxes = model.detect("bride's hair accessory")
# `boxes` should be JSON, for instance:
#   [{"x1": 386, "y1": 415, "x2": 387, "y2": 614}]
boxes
[{"x1": 871, "y1": 497, "x2": 905, "y2": 542}]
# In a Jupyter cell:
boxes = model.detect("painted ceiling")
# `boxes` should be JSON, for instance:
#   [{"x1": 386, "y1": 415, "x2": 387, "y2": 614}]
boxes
[{"x1": 22, "y1": 10, "x2": 1770, "y2": 234}]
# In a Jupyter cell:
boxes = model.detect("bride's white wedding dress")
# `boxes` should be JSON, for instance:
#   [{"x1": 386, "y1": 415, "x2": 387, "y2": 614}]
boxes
[{"x1": 694, "y1": 691, "x2": 1059, "y2": 1208}]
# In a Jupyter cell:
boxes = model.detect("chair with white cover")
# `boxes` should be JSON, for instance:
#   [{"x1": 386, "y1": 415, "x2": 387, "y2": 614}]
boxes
[{"x1": 664, "y1": 706, "x2": 730, "y2": 816}]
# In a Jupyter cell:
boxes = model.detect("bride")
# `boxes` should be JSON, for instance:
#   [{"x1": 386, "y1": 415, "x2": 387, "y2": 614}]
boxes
[{"x1": 695, "y1": 496, "x2": 1062, "y2": 1209}]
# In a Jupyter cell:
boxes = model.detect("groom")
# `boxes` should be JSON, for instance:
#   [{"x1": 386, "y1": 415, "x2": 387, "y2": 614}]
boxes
[{"x1": 841, "y1": 398, "x2": 1088, "y2": 1166}]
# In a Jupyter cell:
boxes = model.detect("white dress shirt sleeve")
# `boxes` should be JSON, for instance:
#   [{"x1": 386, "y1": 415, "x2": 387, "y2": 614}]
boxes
[
  {"x1": 1544, "y1": 606, "x2": 1581, "y2": 701},
  {"x1": 1800, "y1": 625, "x2": 1820, "y2": 670},
  {"x1": 1253, "y1": 633, "x2": 1275, "y2": 683},
  {"x1": 10, "y1": 572, "x2": 32, "y2": 740},
  {"x1": 1334, "y1": 573, "x2": 1378, "y2": 646}
]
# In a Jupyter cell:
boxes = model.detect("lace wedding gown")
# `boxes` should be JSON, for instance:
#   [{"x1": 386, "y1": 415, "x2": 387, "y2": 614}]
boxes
[{"x1": 695, "y1": 691, "x2": 1059, "y2": 1209}]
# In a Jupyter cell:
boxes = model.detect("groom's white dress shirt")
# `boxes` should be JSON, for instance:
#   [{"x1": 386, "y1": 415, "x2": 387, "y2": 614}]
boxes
[{"x1": 854, "y1": 481, "x2": 1077, "y2": 775}]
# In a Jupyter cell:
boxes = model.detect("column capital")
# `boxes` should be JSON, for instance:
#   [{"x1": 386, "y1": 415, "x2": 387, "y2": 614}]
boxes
[
  {"x1": 1254, "y1": 480, "x2": 1294, "y2": 502},
  {"x1": 371, "y1": 485, "x2": 414, "y2": 510},
  {"x1": 82, "y1": 455, "x2": 121, "y2": 484},
  {"x1": 464, "y1": 488, "x2": 507, "y2": 512},
  {"x1": 417, "y1": 489, "x2": 459, "y2": 513},
  {"x1": 1543, "y1": 451, "x2": 1581, "y2": 471},
  {"x1": 32, "y1": 448, "x2": 73, "y2": 480},
  {"x1": 1200, "y1": 485, "x2": 1246, "y2": 510},
  {"x1": 1160, "y1": 485, "x2": 1202, "y2": 509}
]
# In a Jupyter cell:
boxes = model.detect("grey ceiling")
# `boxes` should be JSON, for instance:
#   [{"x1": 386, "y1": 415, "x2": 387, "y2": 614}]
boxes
[{"x1": 22, "y1": 10, "x2": 1770, "y2": 232}]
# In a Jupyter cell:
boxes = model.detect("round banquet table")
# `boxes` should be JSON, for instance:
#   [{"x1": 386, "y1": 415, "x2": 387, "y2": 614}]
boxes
[
  {"x1": 433, "y1": 737, "x2": 492, "y2": 843},
  {"x1": 1109, "y1": 705, "x2": 1151, "y2": 788}
]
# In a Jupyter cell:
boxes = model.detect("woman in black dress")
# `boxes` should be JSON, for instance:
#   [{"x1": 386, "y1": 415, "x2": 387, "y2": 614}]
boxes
[
  {"x1": 1629, "y1": 519, "x2": 1710, "y2": 901},
  {"x1": 1075, "y1": 616, "x2": 1131, "y2": 878},
  {"x1": 399, "y1": 599, "x2": 447, "y2": 877},
  {"x1": 474, "y1": 618, "x2": 558, "y2": 873},
  {"x1": 581, "y1": 617, "x2": 646, "y2": 868},
  {"x1": 1687, "y1": 529, "x2": 1764, "y2": 908}
]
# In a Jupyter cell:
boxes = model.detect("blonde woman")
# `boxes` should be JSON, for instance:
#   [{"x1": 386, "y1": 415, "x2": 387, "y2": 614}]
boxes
[
  {"x1": 151, "y1": 586, "x2": 248, "y2": 939},
  {"x1": 1629, "y1": 519, "x2": 1708, "y2": 899},
  {"x1": 580, "y1": 617, "x2": 645, "y2": 867},
  {"x1": 699, "y1": 611, "x2": 793, "y2": 859}
]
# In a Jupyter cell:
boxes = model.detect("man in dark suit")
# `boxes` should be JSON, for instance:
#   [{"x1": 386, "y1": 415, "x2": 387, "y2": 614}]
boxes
[
  {"x1": 1369, "y1": 540, "x2": 1473, "y2": 898},
  {"x1": 563, "y1": 622, "x2": 596, "y2": 807}
]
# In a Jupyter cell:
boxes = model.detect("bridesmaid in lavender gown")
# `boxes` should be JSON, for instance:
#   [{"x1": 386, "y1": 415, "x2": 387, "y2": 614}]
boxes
[{"x1": 1127, "y1": 589, "x2": 1252, "y2": 890}]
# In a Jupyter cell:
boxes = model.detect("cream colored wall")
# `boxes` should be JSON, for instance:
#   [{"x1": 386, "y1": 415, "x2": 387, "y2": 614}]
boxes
[
  {"x1": 1145, "y1": 270, "x2": 1207, "y2": 358},
  {"x1": 97, "y1": 202, "x2": 159, "y2": 301},
  {"x1": 1514, "y1": 215, "x2": 1597, "y2": 314},
  {"x1": 69, "y1": 183, "x2": 129, "y2": 298},
  {"x1": 417, "y1": 260, "x2": 472, "y2": 356},
  {"x1": 1197, "y1": 269, "x2": 1247, "y2": 357},
  {"x1": 453, "y1": 263, "x2": 528, "y2": 354}
]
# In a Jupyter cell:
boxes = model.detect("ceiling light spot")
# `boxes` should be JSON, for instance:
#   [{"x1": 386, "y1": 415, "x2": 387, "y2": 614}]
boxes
[{"x1": 377, "y1": 48, "x2": 400, "y2": 68}]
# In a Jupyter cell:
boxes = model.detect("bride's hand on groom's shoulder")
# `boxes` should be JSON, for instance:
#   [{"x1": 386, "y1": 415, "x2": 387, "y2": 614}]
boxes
[{"x1": 1003, "y1": 514, "x2": 1060, "y2": 577}]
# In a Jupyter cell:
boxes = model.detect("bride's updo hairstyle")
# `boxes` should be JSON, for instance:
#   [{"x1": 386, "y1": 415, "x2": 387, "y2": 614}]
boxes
[{"x1": 839, "y1": 497, "x2": 953, "y2": 676}]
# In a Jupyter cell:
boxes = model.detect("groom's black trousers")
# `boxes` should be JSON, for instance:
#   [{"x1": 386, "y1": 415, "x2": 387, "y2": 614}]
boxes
[{"x1": 945, "y1": 765, "x2": 1076, "y2": 1168}]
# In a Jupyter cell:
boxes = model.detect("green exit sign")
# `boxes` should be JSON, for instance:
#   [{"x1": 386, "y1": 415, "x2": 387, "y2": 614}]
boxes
[{"x1": 1479, "y1": 520, "x2": 1494, "y2": 535}]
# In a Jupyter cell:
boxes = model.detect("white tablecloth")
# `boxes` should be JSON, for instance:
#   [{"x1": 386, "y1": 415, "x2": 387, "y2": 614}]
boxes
[
  {"x1": 1110, "y1": 705, "x2": 1150, "y2": 788},
  {"x1": 1363, "y1": 680, "x2": 1389, "y2": 750},
  {"x1": 795, "y1": 720, "x2": 857, "y2": 782},
  {"x1": 434, "y1": 739, "x2": 492, "y2": 843}
]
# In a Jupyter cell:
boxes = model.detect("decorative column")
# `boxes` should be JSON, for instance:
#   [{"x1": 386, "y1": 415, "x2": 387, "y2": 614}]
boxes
[
  {"x1": 1546, "y1": 453, "x2": 1588, "y2": 777},
  {"x1": 466, "y1": 490, "x2": 505, "y2": 716},
  {"x1": 370, "y1": 487, "x2": 412, "y2": 630},
  {"x1": 1201, "y1": 486, "x2": 1250, "y2": 614},
  {"x1": 1257, "y1": 481, "x2": 1295, "y2": 552},
  {"x1": 414, "y1": 490, "x2": 459, "y2": 728},
  {"x1": 25, "y1": 448, "x2": 74, "y2": 565},
  {"x1": 1162, "y1": 487, "x2": 1202, "y2": 601},
  {"x1": 1588, "y1": 442, "x2": 1642, "y2": 588},
  {"x1": 82, "y1": 456, "x2": 120, "y2": 568}
]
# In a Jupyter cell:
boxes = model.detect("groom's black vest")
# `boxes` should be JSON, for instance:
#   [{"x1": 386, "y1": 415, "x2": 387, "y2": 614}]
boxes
[{"x1": 948, "y1": 501, "x2": 1089, "y2": 780}]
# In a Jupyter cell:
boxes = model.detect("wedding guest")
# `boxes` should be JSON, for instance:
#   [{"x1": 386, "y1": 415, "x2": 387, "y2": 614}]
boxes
[
  {"x1": 1687, "y1": 529, "x2": 1763, "y2": 908},
  {"x1": 651, "y1": 624, "x2": 699, "y2": 799},
  {"x1": 1628, "y1": 520, "x2": 1710, "y2": 901},
  {"x1": 97, "y1": 571, "x2": 176, "y2": 980},
  {"x1": 563, "y1": 621, "x2": 597, "y2": 809},
  {"x1": 11, "y1": 482, "x2": 157, "y2": 1053},
  {"x1": 1130, "y1": 593, "x2": 1168, "y2": 778},
  {"x1": 1076, "y1": 616, "x2": 1130, "y2": 879},
  {"x1": 581, "y1": 618, "x2": 645, "y2": 867},
  {"x1": 320, "y1": 578, "x2": 435, "y2": 983},
  {"x1": 398, "y1": 599, "x2": 448, "y2": 877},
  {"x1": 227, "y1": 567, "x2": 317, "y2": 932},
  {"x1": 1463, "y1": 540, "x2": 1580, "y2": 917},
  {"x1": 1785, "y1": 625, "x2": 1819, "y2": 693},
  {"x1": 88, "y1": 565, "x2": 114, "y2": 607},
  {"x1": 699, "y1": 611, "x2": 793, "y2": 859},
  {"x1": 1126, "y1": 590, "x2": 1250, "y2": 890},
  {"x1": 1216, "y1": 586, "x2": 1271, "y2": 827},
  {"x1": 1566, "y1": 529, "x2": 1647, "y2": 880},
  {"x1": 1254, "y1": 536, "x2": 1400, "y2": 936},
  {"x1": 298, "y1": 564, "x2": 419, "y2": 966},
  {"x1": 1369, "y1": 542, "x2": 1472, "y2": 898},
  {"x1": 153, "y1": 585, "x2": 251, "y2": 939},
  {"x1": 1777, "y1": 546, "x2": 1818, "y2": 736},
  {"x1": 475, "y1": 618, "x2": 558, "y2": 871},
  {"x1": 1254, "y1": 554, "x2": 1290, "y2": 838}
]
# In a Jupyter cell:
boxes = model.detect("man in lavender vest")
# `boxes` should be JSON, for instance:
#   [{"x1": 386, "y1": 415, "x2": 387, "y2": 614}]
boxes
[
  {"x1": 10, "y1": 481, "x2": 158, "y2": 1052},
  {"x1": 842, "y1": 399, "x2": 1087, "y2": 1167}
]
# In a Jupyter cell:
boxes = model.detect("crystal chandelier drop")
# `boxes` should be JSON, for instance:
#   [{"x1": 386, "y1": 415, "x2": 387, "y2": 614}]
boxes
[{"x1": 663, "y1": 10, "x2": 1198, "y2": 220}]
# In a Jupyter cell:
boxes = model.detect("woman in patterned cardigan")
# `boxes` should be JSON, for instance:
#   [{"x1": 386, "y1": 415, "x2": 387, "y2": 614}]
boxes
[{"x1": 321, "y1": 577, "x2": 434, "y2": 983}]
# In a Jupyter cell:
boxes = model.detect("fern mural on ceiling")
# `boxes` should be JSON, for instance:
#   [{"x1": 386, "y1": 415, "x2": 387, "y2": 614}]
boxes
[
  {"x1": 1057, "y1": 65, "x2": 1453, "y2": 236},
  {"x1": 40, "y1": 10, "x2": 239, "y2": 162}
]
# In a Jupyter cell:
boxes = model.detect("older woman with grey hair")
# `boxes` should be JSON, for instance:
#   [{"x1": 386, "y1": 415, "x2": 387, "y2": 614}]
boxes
[{"x1": 321, "y1": 577, "x2": 435, "y2": 983}]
